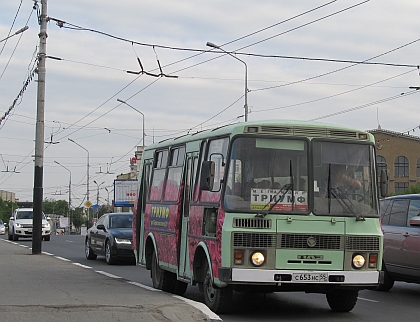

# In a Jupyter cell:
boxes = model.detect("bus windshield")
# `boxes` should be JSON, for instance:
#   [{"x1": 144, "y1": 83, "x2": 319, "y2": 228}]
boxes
[
  {"x1": 313, "y1": 140, "x2": 377, "y2": 217},
  {"x1": 224, "y1": 137, "x2": 309, "y2": 213},
  {"x1": 224, "y1": 137, "x2": 377, "y2": 217}
]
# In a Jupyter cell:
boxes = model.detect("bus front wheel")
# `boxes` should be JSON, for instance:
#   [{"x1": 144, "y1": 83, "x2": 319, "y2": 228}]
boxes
[
  {"x1": 326, "y1": 289, "x2": 358, "y2": 312},
  {"x1": 203, "y1": 261, "x2": 232, "y2": 314}
]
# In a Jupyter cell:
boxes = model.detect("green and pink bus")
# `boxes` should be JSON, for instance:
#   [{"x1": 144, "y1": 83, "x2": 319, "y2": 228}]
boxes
[{"x1": 132, "y1": 120, "x2": 387, "y2": 313}]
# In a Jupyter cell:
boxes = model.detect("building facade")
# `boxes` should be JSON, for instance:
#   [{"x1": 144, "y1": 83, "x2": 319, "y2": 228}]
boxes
[{"x1": 369, "y1": 129, "x2": 420, "y2": 194}]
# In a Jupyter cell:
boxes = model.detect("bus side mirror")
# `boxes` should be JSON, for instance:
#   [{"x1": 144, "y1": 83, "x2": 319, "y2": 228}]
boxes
[
  {"x1": 200, "y1": 161, "x2": 215, "y2": 191},
  {"x1": 380, "y1": 169, "x2": 389, "y2": 198}
]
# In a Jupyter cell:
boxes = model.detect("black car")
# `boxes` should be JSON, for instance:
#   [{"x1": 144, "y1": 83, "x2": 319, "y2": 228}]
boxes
[
  {"x1": 85, "y1": 212, "x2": 135, "y2": 264},
  {"x1": 378, "y1": 194, "x2": 420, "y2": 291}
]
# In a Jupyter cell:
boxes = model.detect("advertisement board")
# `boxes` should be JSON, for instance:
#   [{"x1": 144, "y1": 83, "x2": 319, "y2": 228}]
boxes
[{"x1": 114, "y1": 179, "x2": 138, "y2": 207}]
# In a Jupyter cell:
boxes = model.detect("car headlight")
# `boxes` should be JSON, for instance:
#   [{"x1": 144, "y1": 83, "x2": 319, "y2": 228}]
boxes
[
  {"x1": 251, "y1": 251, "x2": 265, "y2": 266},
  {"x1": 42, "y1": 223, "x2": 50, "y2": 228},
  {"x1": 115, "y1": 238, "x2": 131, "y2": 244},
  {"x1": 15, "y1": 223, "x2": 21, "y2": 228},
  {"x1": 352, "y1": 254, "x2": 366, "y2": 268}
]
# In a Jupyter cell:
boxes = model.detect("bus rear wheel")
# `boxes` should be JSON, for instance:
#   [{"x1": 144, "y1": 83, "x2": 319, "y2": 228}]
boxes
[
  {"x1": 151, "y1": 250, "x2": 174, "y2": 292},
  {"x1": 326, "y1": 289, "x2": 358, "y2": 312},
  {"x1": 203, "y1": 261, "x2": 232, "y2": 314}
]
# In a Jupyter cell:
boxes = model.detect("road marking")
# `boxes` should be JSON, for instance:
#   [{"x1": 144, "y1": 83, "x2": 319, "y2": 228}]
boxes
[
  {"x1": 95, "y1": 270, "x2": 122, "y2": 279},
  {"x1": 65, "y1": 240, "x2": 73, "y2": 243},
  {"x1": 55, "y1": 256, "x2": 71, "y2": 261},
  {"x1": 72, "y1": 262, "x2": 92, "y2": 269},
  {"x1": 42, "y1": 252, "x2": 54, "y2": 256},
  {"x1": 126, "y1": 281, "x2": 160, "y2": 292},
  {"x1": 358, "y1": 297, "x2": 379, "y2": 303}
]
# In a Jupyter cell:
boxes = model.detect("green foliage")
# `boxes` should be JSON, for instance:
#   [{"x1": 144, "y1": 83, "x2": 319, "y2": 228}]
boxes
[
  {"x1": 0, "y1": 198, "x2": 18, "y2": 224},
  {"x1": 402, "y1": 184, "x2": 420, "y2": 195},
  {"x1": 43, "y1": 198, "x2": 69, "y2": 216}
]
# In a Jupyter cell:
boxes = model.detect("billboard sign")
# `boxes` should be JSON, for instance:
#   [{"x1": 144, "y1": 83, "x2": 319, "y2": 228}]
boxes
[{"x1": 114, "y1": 179, "x2": 138, "y2": 207}]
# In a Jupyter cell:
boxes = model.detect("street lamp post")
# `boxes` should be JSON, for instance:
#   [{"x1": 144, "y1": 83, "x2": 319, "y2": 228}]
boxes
[
  {"x1": 68, "y1": 138, "x2": 90, "y2": 226},
  {"x1": 117, "y1": 99, "x2": 146, "y2": 146},
  {"x1": 206, "y1": 41, "x2": 249, "y2": 122},
  {"x1": 54, "y1": 161, "x2": 71, "y2": 233},
  {"x1": 93, "y1": 180, "x2": 104, "y2": 219}
]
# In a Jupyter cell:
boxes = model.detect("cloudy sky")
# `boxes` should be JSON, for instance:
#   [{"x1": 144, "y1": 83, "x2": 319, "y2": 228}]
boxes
[{"x1": 1, "y1": 0, "x2": 419, "y2": 205}]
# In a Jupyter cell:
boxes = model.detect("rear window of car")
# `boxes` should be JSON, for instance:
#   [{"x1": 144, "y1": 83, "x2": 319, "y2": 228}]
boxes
[{"x1": 408, "y1": 200, "x2": 420, "y2": 221}]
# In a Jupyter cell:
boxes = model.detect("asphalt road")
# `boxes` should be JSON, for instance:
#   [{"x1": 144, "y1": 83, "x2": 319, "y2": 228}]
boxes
[{"x1": 2, "y1": 233, "x2": 420, "y2": 322}]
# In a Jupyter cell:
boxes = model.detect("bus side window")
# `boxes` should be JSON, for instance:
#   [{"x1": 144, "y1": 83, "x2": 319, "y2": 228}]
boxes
[
  {"x1": 163, "y1": 146, "x2": 185, "y2": 201},
  {"x1": 149, "y1": 150, "x2": 168, "y2": 201}
]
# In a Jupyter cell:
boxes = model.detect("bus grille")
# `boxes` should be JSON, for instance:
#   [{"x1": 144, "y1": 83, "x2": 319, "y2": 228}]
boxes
[
  {"x1": 279, "y1": 234, "x2": 342, "y2": 250},
  {"x1": 233, "y1": 218, "x2": 271, "y2": 229},
  {"x1": 233, "y1": 233, "x2": 276, "y2": 248},
  {"x1": 345, "y1": 236, "x2": 380, "y2": 251}
]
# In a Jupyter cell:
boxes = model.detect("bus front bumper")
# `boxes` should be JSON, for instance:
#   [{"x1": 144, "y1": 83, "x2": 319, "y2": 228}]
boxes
[{"x1": 219, "y1": 268, "x2": 382, "y2": 285}]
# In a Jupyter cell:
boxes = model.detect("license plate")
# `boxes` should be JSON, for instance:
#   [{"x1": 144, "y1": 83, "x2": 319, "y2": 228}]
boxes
[
  {"x1": 292, "y1": 273, "x2": 328, "y2": 282},
  {"x1": 27, "y1": 229, "x2": 32, "y2": 233}
]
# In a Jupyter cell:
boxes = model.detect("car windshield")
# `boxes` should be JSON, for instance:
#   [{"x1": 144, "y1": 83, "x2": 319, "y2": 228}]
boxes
[
  {"x1": 109, "y1": 215, "x2": 132, "y2": 228},
  {"x1": 15, "y1": 211, "x2": 33, "y2": 219}
]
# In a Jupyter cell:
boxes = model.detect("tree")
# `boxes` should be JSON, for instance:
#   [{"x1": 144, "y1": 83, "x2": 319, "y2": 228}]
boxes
[
  {"x1": 0, "y1": 198, "x2": 18, "y2": 225},
  {"x1": 402, "y1": 184, "x2": 420, "y2": 195}
]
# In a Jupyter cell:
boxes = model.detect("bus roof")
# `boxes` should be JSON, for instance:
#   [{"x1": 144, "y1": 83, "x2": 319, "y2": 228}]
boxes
[{"x1": 145, "y1": 119, "x2": 373, "y2": 151}]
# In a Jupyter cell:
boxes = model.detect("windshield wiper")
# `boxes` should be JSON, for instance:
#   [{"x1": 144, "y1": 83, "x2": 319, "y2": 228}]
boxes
[
  {"x1": 330, "y1": 187, "x2": 365, "y2": 221},
  {"x1": 255, "y1": 161, "x2": 294, "y2": 218},
  {"x1": 255, "y1": 183, "x2": 293, "y2": 218}
]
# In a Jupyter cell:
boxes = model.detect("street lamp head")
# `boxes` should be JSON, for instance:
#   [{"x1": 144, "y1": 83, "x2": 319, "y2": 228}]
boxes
[{"x1": 206, "y1": 41, "x2": 219, "y2": 49}]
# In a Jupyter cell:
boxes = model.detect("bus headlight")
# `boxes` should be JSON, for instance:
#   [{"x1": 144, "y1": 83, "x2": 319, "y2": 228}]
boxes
[
  {"x1": 251, "y1": 251, "x2": 265, "y2": 266},
  {"x1": 352, "y1": 254, "x2": 365, "y2": 268}
]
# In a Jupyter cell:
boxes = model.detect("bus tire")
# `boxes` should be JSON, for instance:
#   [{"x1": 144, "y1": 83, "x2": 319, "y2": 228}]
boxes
[
  {"x1": 151, "y1": 250, "x2": 174, "y2": 292},
  {"x1": 326, "y1": 289, "x2": 358, "y2": 312},
  {"x1": 203, "y1": 261, "x2": 233, "y2": 314}
]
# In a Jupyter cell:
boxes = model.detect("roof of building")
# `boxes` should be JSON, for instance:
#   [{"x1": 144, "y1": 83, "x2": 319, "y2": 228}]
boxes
[{"x1": 368, "y1": 129, "x2": 420, "y2": 143}]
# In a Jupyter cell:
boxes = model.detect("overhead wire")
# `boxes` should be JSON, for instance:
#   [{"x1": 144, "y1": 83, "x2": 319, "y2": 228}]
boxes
[
  {"x1": 0, "y1": 4, "x2": 33, "y2": 81},
  {"x1": 309, "y1": 88, "x2": 420, "y2": 121},
  {"x1": 252, "y1": 69, "x2": 417, "y2": 113},
  {"x1": 0, "y1": 0, "x2": 23, "y2": 57}
]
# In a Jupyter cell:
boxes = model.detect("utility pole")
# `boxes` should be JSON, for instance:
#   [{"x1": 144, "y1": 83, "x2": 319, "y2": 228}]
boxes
[{"x1": 32, "y1": 0, "x2": 48, "y2": 254}]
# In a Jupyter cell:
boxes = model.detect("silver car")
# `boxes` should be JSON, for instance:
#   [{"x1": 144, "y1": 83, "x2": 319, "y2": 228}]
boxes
[
  {"x1": 378, "y1": 194, "x2": 420, "y2": 291},
  {"x1": 0, "y1": 220, "x2": 5, "y2": 235}
]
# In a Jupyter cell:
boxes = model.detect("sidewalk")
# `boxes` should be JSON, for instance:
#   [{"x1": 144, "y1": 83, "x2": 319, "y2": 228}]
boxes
[{"x1": 0, "y1": 239, "x2": 217, "y2": 322}]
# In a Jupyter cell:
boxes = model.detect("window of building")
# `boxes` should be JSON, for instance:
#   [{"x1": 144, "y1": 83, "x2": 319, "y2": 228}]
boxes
[
  {"x1": 417, "y1": 158, "x2": 420, "y2": 177},
  {"x1": 394, "y1": 156, "x2": 408, "y2": 177},
  {"x1": 394, "y1": 182, "x2": 408, "y2": 194},
  {"x1": 377, "y1": 155, "x2": 387, "y2": 174}
]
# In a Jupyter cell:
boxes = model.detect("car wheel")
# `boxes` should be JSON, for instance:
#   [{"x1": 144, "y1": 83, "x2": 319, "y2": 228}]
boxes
[
  {"x1": 105, "y1": 240, "x2": 116, "y2": 265},
  {"x1": 43, "y1": 235, "x2": 51, "y2": 241},
  {"x1": 376, "y1": 265, "x2": 394, "y2": 291},
  {"x1": 8, "y1": 230, "x2": 13, "y2": 241},
  {"x1": 151, "y1": 249, "x2": 174, "y2": 292},
  {"x1": 203, "y1": 261, "x2": 233, "y2": 314},
  {"x1": 326, "y1": 289, "x2": 358, "y2": 312},
  {"x1": 12, "y1": 229, "x2": 18, "y2": 241},
  {"x1": 85, "y1": 238, "x2": 97, "y2": 260}
]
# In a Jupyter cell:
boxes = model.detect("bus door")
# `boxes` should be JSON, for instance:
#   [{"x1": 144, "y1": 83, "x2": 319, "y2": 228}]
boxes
[{"x1": 178, "y1": 152, "x2": 198, "y2": 278}]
